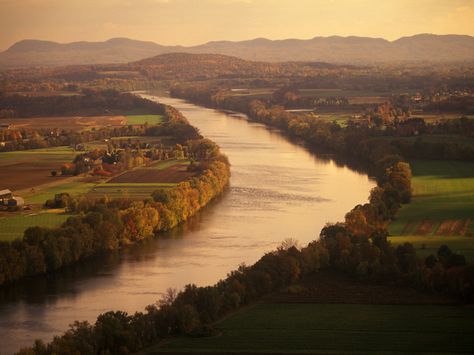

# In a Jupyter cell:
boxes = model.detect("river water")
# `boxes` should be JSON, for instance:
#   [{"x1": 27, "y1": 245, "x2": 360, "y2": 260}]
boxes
[{"x1": 0, "y1": 96, "x2": 374, "y2": 354}]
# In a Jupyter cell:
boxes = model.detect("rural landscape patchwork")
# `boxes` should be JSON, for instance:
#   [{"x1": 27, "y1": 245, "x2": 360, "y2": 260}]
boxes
[{"x1": 0, "y1": 0, "x2": 474, "y2": 354}]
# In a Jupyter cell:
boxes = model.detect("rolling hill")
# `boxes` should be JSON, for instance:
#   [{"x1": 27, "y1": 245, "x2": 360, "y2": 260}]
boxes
[
  {"x1": 130, "y1": 52, "x2": 290, "y2": 79},
  {"x1": 1, "y1": 34, "x2": 473, "y2": 68}
]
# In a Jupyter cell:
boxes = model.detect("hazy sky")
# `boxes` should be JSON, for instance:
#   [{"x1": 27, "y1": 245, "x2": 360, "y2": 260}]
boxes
[{"x1": 1, "y1": 0, "x2": 474, "y2": 50}]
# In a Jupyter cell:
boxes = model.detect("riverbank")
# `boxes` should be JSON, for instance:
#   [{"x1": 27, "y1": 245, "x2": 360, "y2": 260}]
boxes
[
  {"x1": 167, "y1": 90, "x2": 474, "y2": 297},
  {"x1": 0, "y1": 98, "x2": 231, "y2": 287}
]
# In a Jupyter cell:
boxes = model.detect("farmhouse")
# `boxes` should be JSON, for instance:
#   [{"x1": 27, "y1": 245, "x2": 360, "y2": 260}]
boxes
[
  {"x1": 8, "y1": 196, "x2": 25, "y2": 207},
  {"x1": 0, "y1": 189, "x2": 25, "y2": 207},
  {"x1": 0, "y1": 189, "x2": 13, "y2": 204}
]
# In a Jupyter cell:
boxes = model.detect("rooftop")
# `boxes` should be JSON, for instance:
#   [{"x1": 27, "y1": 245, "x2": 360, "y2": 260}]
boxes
[{"x1": 0, "y1": 189, "x2": 12, "y2": 196}]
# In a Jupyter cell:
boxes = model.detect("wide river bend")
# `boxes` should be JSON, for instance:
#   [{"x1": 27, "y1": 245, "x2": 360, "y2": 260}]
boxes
[{"x1": 0, "y1": 96, "x2": 374, "y2": 354}]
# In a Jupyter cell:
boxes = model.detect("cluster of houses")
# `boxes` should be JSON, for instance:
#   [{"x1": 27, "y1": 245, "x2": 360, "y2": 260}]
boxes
[{"x1": 0, "y1": 189, "x2": 24, "y2": 208}]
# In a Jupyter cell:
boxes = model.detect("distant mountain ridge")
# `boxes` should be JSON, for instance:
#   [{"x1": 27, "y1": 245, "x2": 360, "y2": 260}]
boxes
[
  {"x1": 1, "y1": 34, "x2": 474, "y2": 68},
  {"x1": 0, "y1": 38, "x2": 177, "y2": 68}
]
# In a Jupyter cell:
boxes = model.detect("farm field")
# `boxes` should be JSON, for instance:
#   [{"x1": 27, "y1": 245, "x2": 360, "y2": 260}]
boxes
[
  {"x1": 125, "y1": 114, "x2": 163, "y2": 125},
  {"x1": 85, "y1": 135, "x2": 169, "y2": 150},
  {"x1": 389, "y1": 235, "x2": 474, "y2": 261},
  {"x1": 2, "y1": 115, "x2": 127, "y2": 131},
  {"x1": 108, "y1": 159, "x2": 192, "y2": 184},
  {"x1": 23, "y1": 180, "x2": 97, "y2": 204},
  {"x1": 87, "y1": 160, "x2": 191, "y2": 199},
  {"x1": 229, "y1": 88, "x2": 273, "y2": 99},
  {"x1": 88, "y1": 182, "x2": 175, "y2": 199},
  {"x1": 228, "y1": 88, "x2": 400, "y2": 102},
  {"x1": 303, "y1": 112, "x2": 356, "y2": 126},
  {"x1": 298, "y1": 88, "x2": 409, "y2": 97},
  {"x1": 386, "y1": 134, "x2": 474, "y2": 146},
  {"x1": 389, "y1": 159, "x2": 474, "y2": 258},
  {"x1": 8, "y1": 91, "x2": 81, "y2": 97},
  {"x1": 149, "y1": 303, "x2": 474, "y2": 354},
  {"x1": 301, "y1": 89, "x2": 388, "y2": 104},
  {"x1": 412, "y1": 114, "x2": 474, "y2": 123},
  {"x1": 389, "y1": 159, "x2": 474, "y2": 235},
  {"x1": 0, "y1": 210, "x2": 71, "y2": 241},
  {"x1": 0, "y1": 146, "x2": 77, "y2": 191}
]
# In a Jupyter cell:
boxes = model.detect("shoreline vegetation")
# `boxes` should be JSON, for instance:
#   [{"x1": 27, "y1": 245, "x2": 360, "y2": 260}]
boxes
[
  {"x1": 0, "y1": 91, "x2": 231, "y2": 287},
  {"x1": 13, "y1": 88, "x2": 474, "y2": 354}
]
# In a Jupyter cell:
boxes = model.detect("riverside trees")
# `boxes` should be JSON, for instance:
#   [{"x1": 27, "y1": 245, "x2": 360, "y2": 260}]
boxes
[{"x1": 0, "y1": 145, "x2": 230, "y2": 285}]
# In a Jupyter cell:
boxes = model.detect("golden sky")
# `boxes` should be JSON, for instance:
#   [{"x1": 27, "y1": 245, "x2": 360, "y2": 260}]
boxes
[{"x1": 1, "y1": 0, "x2": 474, "y2": 49}]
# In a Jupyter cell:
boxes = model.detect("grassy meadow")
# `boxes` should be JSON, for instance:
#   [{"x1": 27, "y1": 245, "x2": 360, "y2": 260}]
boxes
[
  {"x1": 88, "y1": 182, "x2": 176, "y2": 200},
  {"x1": 0, "y1": 211, "x2": 71, "y2": 241},
  {"x1": 304, "y1": 112, "x2": 354, "y2": 127},
  {"x1": 125, "y1": 114, "x2": 163, "y2": 125},
  {"x1": 0, "y1": 146, "x2": 77, "y2": 164},
  {"x1": 85, "y1": 135, "x2": 168, "y2": 151},
  {"x1": 149, "y1": 303, "x2": 474, "y2": 354},
  {"x1": 24, "y1": 181, "x2": 97, "y2": 204},
  {"x1": 389, "y1": 235, "x2": 474, "y2": 261}
]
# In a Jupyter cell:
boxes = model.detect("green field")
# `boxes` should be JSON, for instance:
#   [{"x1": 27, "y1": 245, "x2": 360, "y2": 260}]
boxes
[
  {"x1": 387, "y1": 134, "x2": 474, "y2": 146},
  {"x1": 88, "y1": 182, "x2": 175, "y2": 199},
  {"x1": 0, "y1": 146, "x2": 77, "y2": 164},
  {"x1": 389, "y1": 159, "x2": 474, "y2": 258},
  {"x1": 24, "y1": 181, "x2": 97, "y2": 204},
  {"x1": 149, "y1": 303, "x2": 474, "y2": 354},
  {"x1": 229, "y1": 88, "x2": 273, "y2": 99},
  {"x1": 228, "y1": 88, "x2": 411, "y2": 100},
  {"x1": 87, "y1": 160, "x2": 187, "y2": 199},
  {"x1": 389, "y1": 160, "x2": 474, "y2": 235},
  {"x1": 126, "y1": 115, "x2": 163, "y2": 125},
  {"x1": 412, "y1": 114, "x2": 474, "y2": 123},
  {"x1": 389, "y1": 235, "x2": 474, "y2": 261},
  {"x1": 304, "y1": 112, "x2": 355, "y2": 127},
  {"x1": 0, "y1": 211, "x2": 71, "y2": 241},
  {"x1": 148, "y1": 159, "x2": 190, "y2": 170},
  {"x1": 85, "y1": 136, "x2": 168, "y2": 150}
]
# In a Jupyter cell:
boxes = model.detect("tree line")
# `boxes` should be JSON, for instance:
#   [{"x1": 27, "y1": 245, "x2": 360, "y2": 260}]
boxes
[
  {"x1": 171, "y1": 84, "x2": 474, "y2": 162},
  {"x1": 0, "y1": 90, "x2": 190, "y2": 152},
  {"x1": 0, "y1": 89, "x2": 162, "y2": 117}
]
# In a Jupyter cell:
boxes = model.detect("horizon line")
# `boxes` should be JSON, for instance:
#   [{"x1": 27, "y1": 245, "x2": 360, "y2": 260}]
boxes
[{"x1": 3, "y1": 32, "x2": 474, "y2": 52}]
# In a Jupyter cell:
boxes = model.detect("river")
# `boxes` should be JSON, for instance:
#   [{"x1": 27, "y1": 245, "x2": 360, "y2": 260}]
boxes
[{"x1": 0, "y1": 96, "x2": 374, "y2": 354}]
